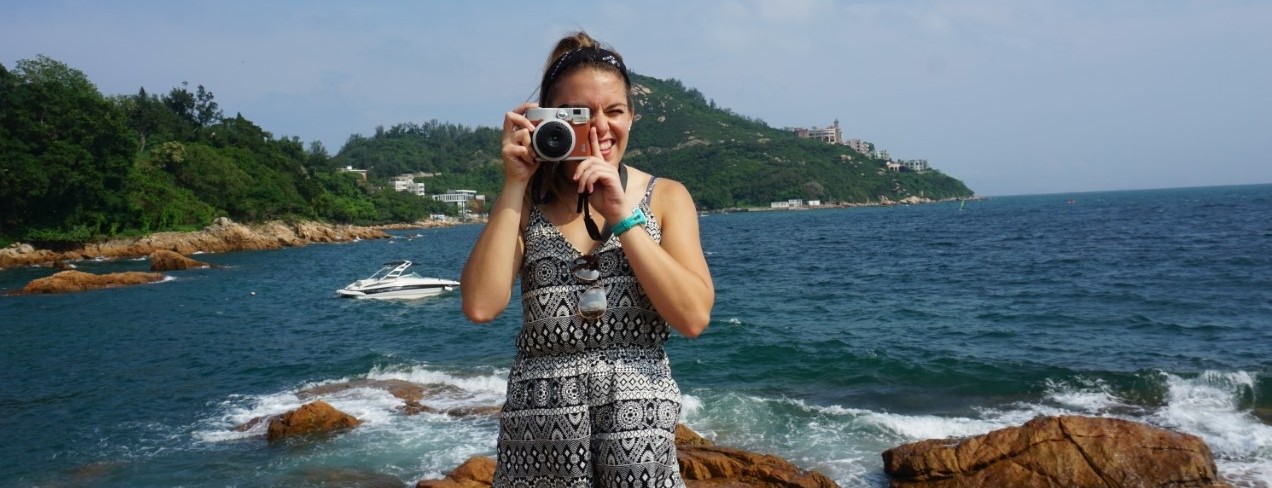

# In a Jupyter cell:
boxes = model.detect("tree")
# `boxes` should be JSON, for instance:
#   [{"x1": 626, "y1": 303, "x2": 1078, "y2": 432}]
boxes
[
  {"x1": 0, "y1": 55, "x2": 134, "y2": 244},
  {"x1": 194, "y1": 84, "x2": 222, "y2": 130},
  {"x1": 118, "y1": 87, "x2": 168, "y2": 152},
  {"x1": 161, "y1": 81, "x2": 222, "y2": 140}
]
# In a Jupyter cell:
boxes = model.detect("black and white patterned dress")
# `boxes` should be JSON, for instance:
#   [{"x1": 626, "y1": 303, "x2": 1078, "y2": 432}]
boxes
[{"x1": 495, "y1": 178, "x2": 685, "y2": 488}]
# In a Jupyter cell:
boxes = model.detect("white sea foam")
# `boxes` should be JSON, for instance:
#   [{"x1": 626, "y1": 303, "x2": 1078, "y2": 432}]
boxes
[
  {"x1": 1042, "y1": 377, "x2": 1127, "y2": 412},
  {"x1": 677, "y1": 370, "x2": 1271, "y2": 488},
  {"x1": 194, "y1": 363, "x2": 507, "y2": 445},
  {"x1": 680, "y1": 394, "x2": 703, "y2": 420},
  {"x1": 193, "y1": 364, "x2": 1269, "y2": 488},
  {"x1": 1152, "y1": 371, "x2": 1271, "y2": 487}
]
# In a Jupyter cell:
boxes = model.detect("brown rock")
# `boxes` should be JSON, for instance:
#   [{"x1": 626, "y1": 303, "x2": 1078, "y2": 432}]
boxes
[
  {"x1": 266, "y1": 400, "x2": 361, "y2": 442},
  {"x1": 2, "y1": 217, "x2": 393, "y2": 267},
  {"x1": 675, "y1": 423, "x2": 713, "y2": 446},
  {"x1": 0, "y1": 243, "x2": 60, "y2": 269},
  {"x1": 882, "y1": 415, "x2": 1232, "y2": 488},
  {"x1": 677, "y1": 441, "x2": 838, "y2": 488},
  {"x1": 414, "y1": 425, "x2": 838, "y2": 488},
  {"x1": 149, "y1": 250, "x2": 215, "y2": 271},
  {"x1": 18, "y1": 270, "x2": 166, "y2": 294},
  {"x1": 416, "y1": 456, "x2": 496, "y2": 488}
]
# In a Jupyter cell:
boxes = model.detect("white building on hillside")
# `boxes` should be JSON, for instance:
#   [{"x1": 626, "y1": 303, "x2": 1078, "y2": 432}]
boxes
[
  {"x1": 392, "y1": 175, "x2": 426, "y2": 196},
  {"x1": 794, "y1": 120, "x2": 842, "y2": 144},
  {"x1": 433, "y1": 189, "x2": 484, "y2": 213},
  {"x1": 339, "y1": 165, "x2": 368, "y2": 180}
]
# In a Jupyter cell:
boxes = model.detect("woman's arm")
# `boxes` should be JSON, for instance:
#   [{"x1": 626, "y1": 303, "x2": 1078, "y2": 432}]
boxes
[
  {"x1": 460, "y1": 104, "x2": 539, "y2": 323},
  {"x1": 460, "y1": 183, "x2": 528, "y2": 323},
  {"x1": 617, "y1": 179, "x2": 714, "y2": 337}
]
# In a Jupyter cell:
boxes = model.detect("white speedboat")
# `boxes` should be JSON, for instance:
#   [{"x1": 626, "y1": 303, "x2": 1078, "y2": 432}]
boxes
[{"x1": 337, "y1": 261, "x2": 459, "y2": 300}]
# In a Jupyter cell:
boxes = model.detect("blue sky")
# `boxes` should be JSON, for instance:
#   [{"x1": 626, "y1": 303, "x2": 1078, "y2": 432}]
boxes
[{"x1": 4, "y1": 0, "x2": 1269, "y2": 196}]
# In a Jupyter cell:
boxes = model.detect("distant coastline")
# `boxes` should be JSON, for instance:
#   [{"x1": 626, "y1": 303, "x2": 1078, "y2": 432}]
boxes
[
  {"x1": 711, "y1": 195, "x2": 984, "y2": 214},
  {"x1": 0, "y1": 195, "x2": 979, "y2": 270}
]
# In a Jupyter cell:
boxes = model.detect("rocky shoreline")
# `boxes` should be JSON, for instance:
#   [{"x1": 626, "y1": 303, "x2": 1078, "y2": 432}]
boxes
[
  {"x1": 6, "y1": 214, "x2": 1240, "y2": 487},
  {"x1": 0, "y1": 217, "x2": 462, "y2": 270},
  {"x1": 244, "y1": 378, "x2": 1232, "y2": 488}
]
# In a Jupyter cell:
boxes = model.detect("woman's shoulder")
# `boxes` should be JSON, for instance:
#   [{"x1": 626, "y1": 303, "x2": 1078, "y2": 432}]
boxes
[{"x1": 643, "y1": 177, "x2": 694, "y2": 217}]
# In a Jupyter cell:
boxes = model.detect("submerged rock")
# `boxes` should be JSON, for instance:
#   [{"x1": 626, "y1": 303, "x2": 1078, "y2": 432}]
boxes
[
  {"x1": 273, "y1": 467, "x2": 404, "y2": 488},
  {"x1": 295, "y1": 379, "x2": 501, "y2": 418},
  {"x1": 297, "y1": 378, "x2": 460, "y2": 404},
  {"x1": 882, "y1": 415, "x2": 1231, "y2": 488}
]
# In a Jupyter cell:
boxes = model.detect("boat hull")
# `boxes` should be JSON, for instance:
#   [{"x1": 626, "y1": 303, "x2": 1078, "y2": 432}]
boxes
[
  {"x1": 337, "y1": 260, "x2": 459, "y2": 300},
  {"x1": 337, "y1": 283, "x2": 457, "y2": 300}
]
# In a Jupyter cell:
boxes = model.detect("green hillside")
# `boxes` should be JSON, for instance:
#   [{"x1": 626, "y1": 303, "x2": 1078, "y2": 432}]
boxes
[
  {"x1": 625, "y1": 73, "x2": 972, "y2": 208},
  {"x1": 0, "y1": 55, "x2": 972, "y2": 248},
  {"x1": 335, "y1": 72, "x2": 974, "y2": 210}
]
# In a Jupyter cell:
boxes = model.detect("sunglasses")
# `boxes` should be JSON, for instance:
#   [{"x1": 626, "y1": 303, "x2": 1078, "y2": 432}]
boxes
[{"x1": 571, "y1": 255, "x2": 606, "y2": 320}]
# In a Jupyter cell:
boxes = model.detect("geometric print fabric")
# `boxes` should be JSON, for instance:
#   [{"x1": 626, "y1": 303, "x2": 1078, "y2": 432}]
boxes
[{"x1": 494, "y1": 178, "x2": 685, "y2": 488}]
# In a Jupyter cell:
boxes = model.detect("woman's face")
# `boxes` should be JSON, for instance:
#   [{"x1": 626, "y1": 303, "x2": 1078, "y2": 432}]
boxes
[{"x1": 546, "y1": 68, "x2": 632, "y2": 167}]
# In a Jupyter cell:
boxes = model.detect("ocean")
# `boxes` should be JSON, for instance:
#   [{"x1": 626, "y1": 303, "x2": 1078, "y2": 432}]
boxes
[{"x1": 1, "y1": 184, "x2": 1270, "y2": 487}]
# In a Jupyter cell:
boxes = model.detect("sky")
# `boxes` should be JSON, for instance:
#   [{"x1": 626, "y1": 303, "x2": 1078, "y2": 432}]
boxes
[{"x1": 3, "y1": 0, "x2": 1269, "y2": 196}]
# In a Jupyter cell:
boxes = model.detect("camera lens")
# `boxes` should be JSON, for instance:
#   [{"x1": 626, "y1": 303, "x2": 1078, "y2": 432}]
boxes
[{"x1": 532, "y1": 120, "x2": 574, "y2": 161}]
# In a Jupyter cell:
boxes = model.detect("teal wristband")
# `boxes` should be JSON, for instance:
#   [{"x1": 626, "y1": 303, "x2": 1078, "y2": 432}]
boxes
[{"x1": 611, "y1": 207, "x2": 647, "y2": 237}]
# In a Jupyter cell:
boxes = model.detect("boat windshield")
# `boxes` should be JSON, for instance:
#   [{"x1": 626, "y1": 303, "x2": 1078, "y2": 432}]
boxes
[{"x1": 367, "y1": 262, "x2": 411, "y2": 281}]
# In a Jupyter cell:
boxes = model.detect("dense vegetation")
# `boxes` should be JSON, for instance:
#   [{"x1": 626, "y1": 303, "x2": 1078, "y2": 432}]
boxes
[
  {"x1": 334, "y1": 73, "x2": 973, "y2": 211},
  {"x1": 0, "y1": 56, "x2": 451, "y2": 248},
  {"x1": 625, "y1": 74, "x2": 972, "y2": 209},
  {"x1": 0, "y1": 56, "x2": 973, "y2": 248}
]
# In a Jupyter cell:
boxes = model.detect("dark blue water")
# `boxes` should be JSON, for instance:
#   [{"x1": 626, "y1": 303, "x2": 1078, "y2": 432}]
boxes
[{"x1": 2, "y1": 184, "x2": 1270, "y2": 487}]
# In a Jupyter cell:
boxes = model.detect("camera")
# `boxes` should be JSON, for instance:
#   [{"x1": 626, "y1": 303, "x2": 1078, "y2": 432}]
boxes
[{"x1": 526, "y1": 107, "x2": 592, "y2": 162}]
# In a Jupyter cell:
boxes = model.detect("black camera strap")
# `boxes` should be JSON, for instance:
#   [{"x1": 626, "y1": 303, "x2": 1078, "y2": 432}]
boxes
[{"x1": 577, "y1": 163, "x2": 628, "y2": 242}]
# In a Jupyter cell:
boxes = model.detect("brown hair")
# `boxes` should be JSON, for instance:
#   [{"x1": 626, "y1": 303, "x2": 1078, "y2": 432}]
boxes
[
  {"x1": 537, "y1": 31, "x2": 631, "y2": 106},
  {"x1": 529, "y1": 31, "x2": 634, "y2": 205}
]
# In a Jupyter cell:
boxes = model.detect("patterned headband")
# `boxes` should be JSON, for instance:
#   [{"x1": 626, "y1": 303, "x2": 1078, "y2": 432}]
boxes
[{"x1": 539, "y1": 47, "x2": 631, "y2": 102}]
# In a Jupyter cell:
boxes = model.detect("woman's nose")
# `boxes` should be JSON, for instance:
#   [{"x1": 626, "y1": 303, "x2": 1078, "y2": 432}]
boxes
[{"x1": 592, "y1": 113, "x2": 609, "y2": 135}]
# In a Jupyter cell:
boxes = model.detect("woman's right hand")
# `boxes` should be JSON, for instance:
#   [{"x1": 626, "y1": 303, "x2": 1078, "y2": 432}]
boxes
[{"x1": 501, "y1": 102, "x2": 540, "y2": 185}]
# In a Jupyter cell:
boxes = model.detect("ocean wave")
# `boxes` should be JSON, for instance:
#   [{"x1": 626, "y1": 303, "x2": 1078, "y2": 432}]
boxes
[
  {"x1": 183, "y1": 363, "x2": 1271, "y2": 487},
  {"x1": 1151, "y1": 371, "x2": 1272, "y2": 486},
  {"x1": 193, "y1": 362, "x2": 508, "y2": 445},
  {"x1": 678, "y1": 369, "x2": 1271, "y2": 487}
]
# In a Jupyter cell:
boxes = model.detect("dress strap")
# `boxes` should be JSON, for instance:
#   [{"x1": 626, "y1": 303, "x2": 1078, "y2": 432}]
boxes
[{"x1": 641, "y1": 177, "x2": 659, "y2": 207}]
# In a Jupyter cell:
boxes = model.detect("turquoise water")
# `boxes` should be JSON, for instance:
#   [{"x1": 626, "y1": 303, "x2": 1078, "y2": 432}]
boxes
[{"x1": 2, "y1": 184, "x2": 1270, "y2": 487}]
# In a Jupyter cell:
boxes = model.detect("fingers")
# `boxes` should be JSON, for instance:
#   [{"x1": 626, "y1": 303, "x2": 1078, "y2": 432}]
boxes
[
  {"x1": 503, "y1": 102, "x2": 539, "y2": 139},
  {"x1": 589, "y1": 124, "x2": 602, "y2": 159},
  {"x1": 500, "y1": 103, "x2": 542, "y2": 182}
]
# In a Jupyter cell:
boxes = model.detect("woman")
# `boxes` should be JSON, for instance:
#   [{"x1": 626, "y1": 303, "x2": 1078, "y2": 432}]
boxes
[{"x1": 461, "y1": 31, "x2": 714, "y2": 487}]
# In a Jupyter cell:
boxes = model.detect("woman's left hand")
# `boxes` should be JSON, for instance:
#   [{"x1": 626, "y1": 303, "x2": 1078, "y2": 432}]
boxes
[{"x1": 572, "y1": 126, "x2": 627, "y2": 222}]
